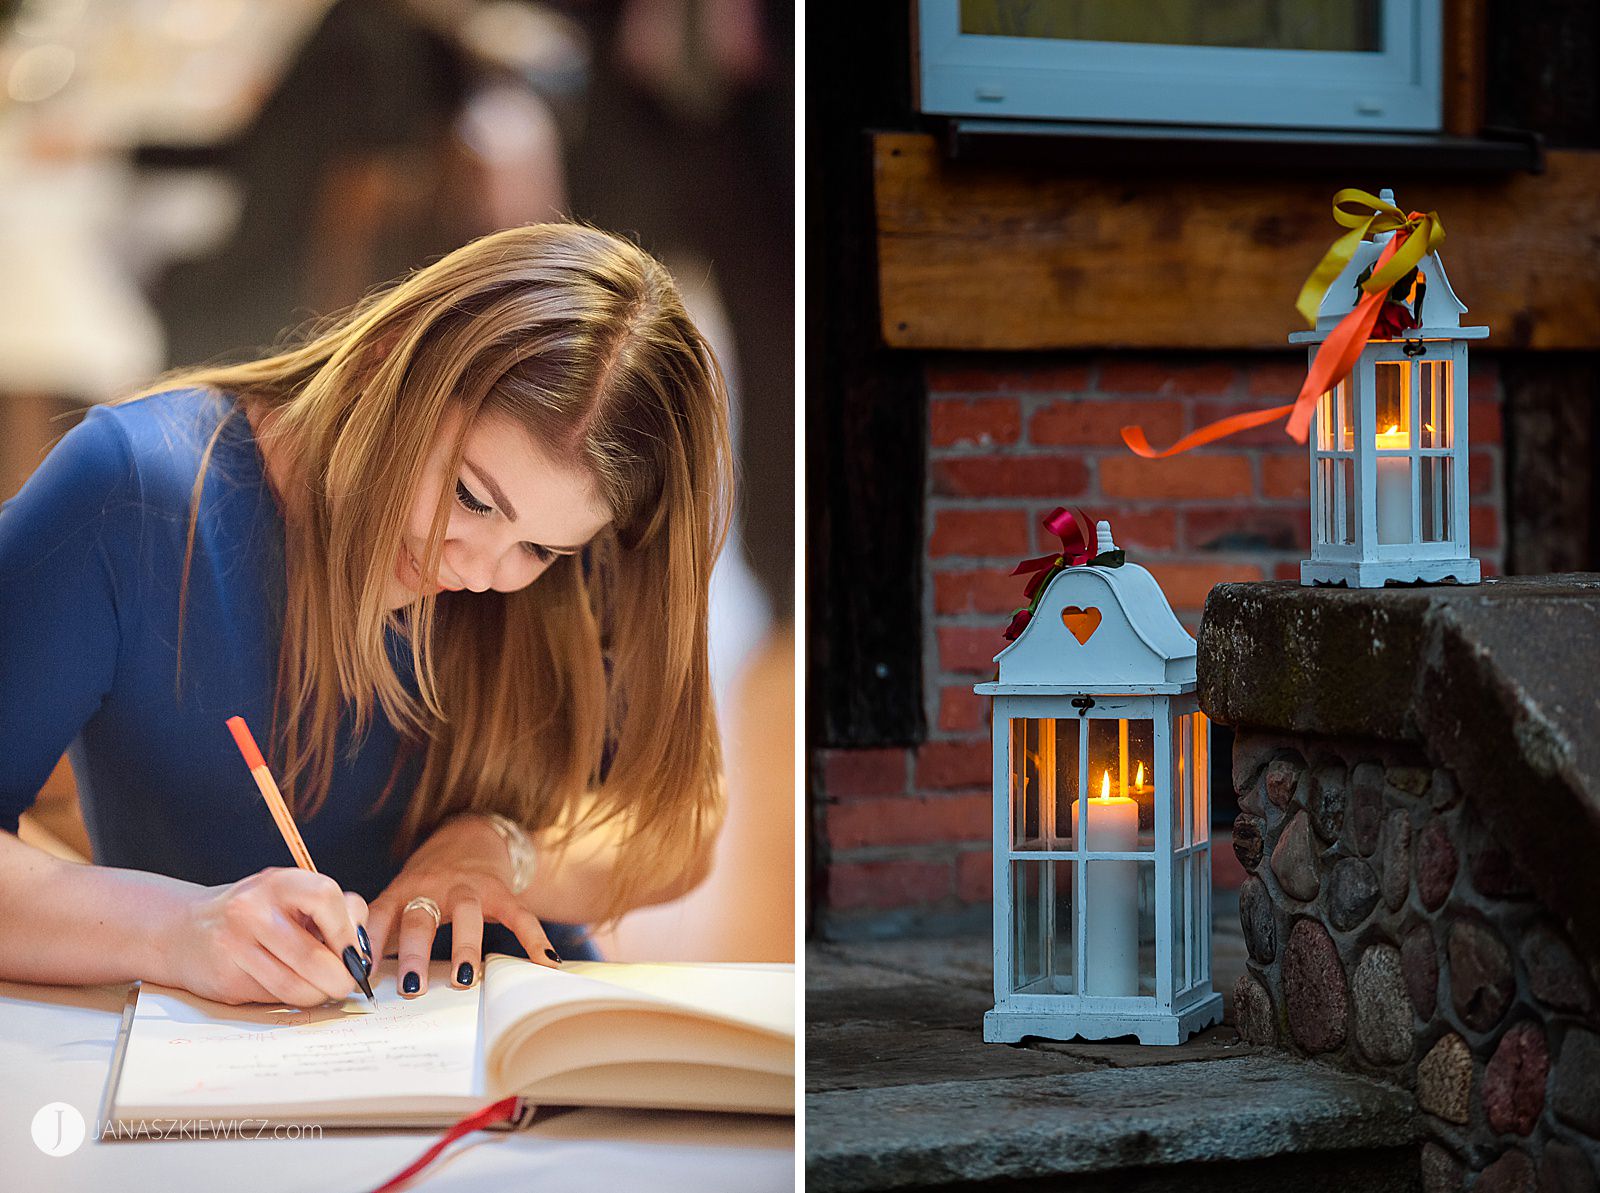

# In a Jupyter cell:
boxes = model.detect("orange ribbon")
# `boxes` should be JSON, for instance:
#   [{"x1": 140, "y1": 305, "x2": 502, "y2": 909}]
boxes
[{"x1": 1121, "y1": 191, "x2": 1444, "y2": 457}]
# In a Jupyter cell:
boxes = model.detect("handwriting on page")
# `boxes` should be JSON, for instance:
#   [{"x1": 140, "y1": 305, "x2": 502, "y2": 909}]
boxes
[{"x1": 120, "y1": 963, "x2": 482, "y2": 1108}]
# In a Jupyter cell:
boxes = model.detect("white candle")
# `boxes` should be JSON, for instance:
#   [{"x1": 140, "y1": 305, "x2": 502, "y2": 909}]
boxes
[
  {"x1": 1072, "y1": 770, "x2": 1139, "y2": 996},
  {"x1": 1375, "y1": 424, "x2": 1412, "y2": 543}
]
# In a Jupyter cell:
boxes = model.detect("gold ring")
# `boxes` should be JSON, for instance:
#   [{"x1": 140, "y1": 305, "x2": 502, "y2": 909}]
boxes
[{"x1": 402, "y1": 895, "x2": 443, "y2": 929}]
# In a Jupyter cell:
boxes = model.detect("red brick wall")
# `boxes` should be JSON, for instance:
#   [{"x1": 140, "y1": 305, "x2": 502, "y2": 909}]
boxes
[{"x1": 814, "y1": 352, "x2": 1507, "y2": 938}]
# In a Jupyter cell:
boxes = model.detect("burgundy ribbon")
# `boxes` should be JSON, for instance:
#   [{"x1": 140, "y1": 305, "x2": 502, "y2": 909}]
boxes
[{"x1": 1004, "y1": 506, "x2": 1097, "y2": 641}]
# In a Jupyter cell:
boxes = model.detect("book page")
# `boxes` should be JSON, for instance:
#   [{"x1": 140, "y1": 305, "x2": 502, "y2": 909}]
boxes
[{"x1": 111, "y1": 960, "x2": 483, "y2": 1117}]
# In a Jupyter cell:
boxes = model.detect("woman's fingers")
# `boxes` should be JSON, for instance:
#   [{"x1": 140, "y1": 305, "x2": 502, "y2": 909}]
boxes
[
  {"x1": 483, "y1": 882, "x2": 561, "y2": 969},
  {"x1": 272, "y1": 869, "x2": 364, "y2": 965},
  {"x1": 449, "y1": 886, "x2": 482, "y2": 988},
  {"x1": 396, "y1": 897, "x2": 441, "y2": 999},
  {"x1": 255, "y1": 903, "x2": 358, "y2": 1002},
  {"x1": 343, "y1": 892, "x2": 374, "y2": 971},
  {"x1": 234, "y1": 939, "x2": 339, "y2": 1008}
]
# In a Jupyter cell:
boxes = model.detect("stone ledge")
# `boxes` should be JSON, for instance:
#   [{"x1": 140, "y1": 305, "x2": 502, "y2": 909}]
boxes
[
  {"x1": 1197, "y1": 574, "x2": 1600, "y2": 947},
  {"x1": 806, "y1": 1055, "x2": 1416, "y2": 1192}
]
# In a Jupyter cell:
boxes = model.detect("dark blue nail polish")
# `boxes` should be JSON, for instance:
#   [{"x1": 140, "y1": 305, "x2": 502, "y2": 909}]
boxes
[
  {"x1": 402, "y1": 970, "x2": 420, "y2": 995},
  {"x1": 544, "y1": 948, "x2": 562, "y2": 964},
  {"x1": 357, "y1": 924, "x2": 372, "y2": 965},
  {"x1": 457, "y1": 961, "x2": 475, "y2": 986}
]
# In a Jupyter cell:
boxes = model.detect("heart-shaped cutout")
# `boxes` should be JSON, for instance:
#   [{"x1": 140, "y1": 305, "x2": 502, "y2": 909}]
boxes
[{"x1": 1061, "y1": 605, "x2": 1102, "y2": 645}]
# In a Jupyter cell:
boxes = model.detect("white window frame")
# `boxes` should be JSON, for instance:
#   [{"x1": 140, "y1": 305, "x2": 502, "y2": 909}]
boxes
[{"x1": 917, "y1": 0, "x2": 1442, "y2": 132}]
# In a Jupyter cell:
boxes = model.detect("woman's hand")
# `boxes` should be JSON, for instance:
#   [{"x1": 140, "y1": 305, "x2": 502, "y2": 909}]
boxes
[
  {"x1": 163, "y1": 868, "x2": 372, "y2": 1006},
  {"x1": 366, "y1": 814, "x2": 561, "y2": 999}
]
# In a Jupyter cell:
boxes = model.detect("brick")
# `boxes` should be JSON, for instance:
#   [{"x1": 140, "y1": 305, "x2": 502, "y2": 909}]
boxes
[
  {"x1": 938, "y1": 626, "x2": 1005, "y2": 674},
  {"x1": 1472, "y1": 504, "x2": 1501, "y2": 549},
  {"x1": 1091, "y1": 507, "x2": 1178, "y2": 551},
  {"x1": 1184, "y1": 505, "x2": 1310, "y2": 552},
  {"x1": 1146, "y1": 560, "x2": 1265, "y2": 613},
  {"x1": 939, "y1": 684, "x2": 987, "y2": 734},
  {"x1": 1101, "y1": 454, "x2": 1252, "y2": 501},
  {"x1": 1272, "y1": 560, "x2": 1303, "y2": 581},
  {"x1": 1246, "y1": 358, "x2": 1311, "y2": 399},
  {"x1": 829, "y1": 860, "x2": 951, "y2": 910},
  {"x1": 1031, "y1": 398, "x2": 1185, "y2": 448},
  {"x1": 1099, "y1": 359, "x2": 1236, "y2": 396},
  {"x1": 926, "y1": 358, "x2": 1091, "y2": 395},
  {"x1": 917, "y1": 738, "x2": 992, "y2": 790},
  {"x1": 1470, "y1": 398, "x2": 1502, "y2": 444},
  {"x1": 958, "y1": 848, "x2": 994, "y2": 902},
  {"x1": 822, "y1": 749, "x2": 908, "y2": 799},
  {"x1": 931, "y1": 398, "x2": 1021, "y2": 449},
  {"x1": 1470, "y1": 449, "x2": 1497, "y2": 497},
  {"x1": 1261, "y1": 453, "x2": 1312, "y2": 499},
  {"x1": 1191, "y1": 398, "x2": 1298, "y2": 447},
  {"x1": 934, "y1": 567, "x2": 1025, "y2": 615},
  {"x1": 934, "y1": 455, "x2": 1090, "y2": 498},
  {"x1": 930, "y1": 508, "x2": 1032, "y2": 558},
  {"x1": 827, "y1": 794, "x2": 991, "y2": 849}
]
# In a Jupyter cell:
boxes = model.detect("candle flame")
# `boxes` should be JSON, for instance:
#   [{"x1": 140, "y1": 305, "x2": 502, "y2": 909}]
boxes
[
  {"x1": 1100, "y1": 769, "x2": 1111, "y2": 800},
  {"x1": 1135, "y1": 761, "x2": 1145, "y2": 788}
]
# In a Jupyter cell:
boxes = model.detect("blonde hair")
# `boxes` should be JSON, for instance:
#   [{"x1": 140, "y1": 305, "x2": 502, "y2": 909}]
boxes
[{"x1": 131, "y1": 223, "x2": 733, "y2": 921}]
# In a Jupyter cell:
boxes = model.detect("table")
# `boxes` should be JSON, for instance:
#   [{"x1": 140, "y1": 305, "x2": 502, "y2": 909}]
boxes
[{"x1": 0, "y1": 976, "x2": 793, "y2": 1192}]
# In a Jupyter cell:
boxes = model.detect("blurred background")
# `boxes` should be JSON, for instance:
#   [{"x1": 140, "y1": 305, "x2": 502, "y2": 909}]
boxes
[{"x1": 0, "y1": 0, "x2": 793, "y2": 963}]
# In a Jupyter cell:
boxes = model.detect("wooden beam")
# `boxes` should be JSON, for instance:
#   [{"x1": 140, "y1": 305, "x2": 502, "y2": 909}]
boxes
[{"x1": 874, "y1": 132, "x2": 1600, "y2": 350}]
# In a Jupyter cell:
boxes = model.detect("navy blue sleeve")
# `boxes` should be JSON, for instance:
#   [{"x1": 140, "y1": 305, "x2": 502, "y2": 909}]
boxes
[{"x1": 0, "y1": 408, "x2": 133, "y2": 833}]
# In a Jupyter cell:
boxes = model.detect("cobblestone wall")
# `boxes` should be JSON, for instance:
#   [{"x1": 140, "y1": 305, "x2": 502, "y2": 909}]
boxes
[{"x1": 1230, "y1": 730, "x2": 1600, "y2": 1193}]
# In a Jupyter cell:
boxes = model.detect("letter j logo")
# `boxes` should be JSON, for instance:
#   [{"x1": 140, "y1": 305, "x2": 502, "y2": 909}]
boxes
[{"x1": 31, "y1": 1102, "x2": 86, "y2": 1156}]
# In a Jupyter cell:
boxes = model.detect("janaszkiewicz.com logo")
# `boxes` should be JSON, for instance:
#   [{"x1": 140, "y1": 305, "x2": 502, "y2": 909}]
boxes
[{"x1": 32, "y1": 1102, "x2": 322, "y2": 1152}]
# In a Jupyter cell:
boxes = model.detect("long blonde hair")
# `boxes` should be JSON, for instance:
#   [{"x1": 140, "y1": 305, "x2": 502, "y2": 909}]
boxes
[{"x1": 132, "y1": 223, "x2": 733, "y2": 920}]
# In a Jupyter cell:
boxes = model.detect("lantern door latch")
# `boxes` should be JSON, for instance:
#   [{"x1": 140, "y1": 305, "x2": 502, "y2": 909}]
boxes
[{"x1": 1070, "y1": 697, "x2": 1096, "y2": 717}]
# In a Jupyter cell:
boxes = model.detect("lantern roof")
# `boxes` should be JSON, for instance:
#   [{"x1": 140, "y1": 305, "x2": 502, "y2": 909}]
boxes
[
  {"x1": 976, "y1": 522, "x2": 1197, "y2": 696},
  {"x1": 1288, "y1": 188, "x2": 1488, "y2": 346}
]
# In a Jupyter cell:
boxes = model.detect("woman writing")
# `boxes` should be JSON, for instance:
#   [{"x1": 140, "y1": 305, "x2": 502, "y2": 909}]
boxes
[{"x1": 0, "y1": 223, "x2": 731, "y2": 1006}]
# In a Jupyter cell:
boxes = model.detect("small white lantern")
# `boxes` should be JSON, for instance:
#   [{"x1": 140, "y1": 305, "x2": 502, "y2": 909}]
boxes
[
  {"x1": 976, "y1": 522, "x2": 1223, "y2": 1046},
  {"x1": 1292, "y1": 188, "x2": 1486, "y2": 587}
]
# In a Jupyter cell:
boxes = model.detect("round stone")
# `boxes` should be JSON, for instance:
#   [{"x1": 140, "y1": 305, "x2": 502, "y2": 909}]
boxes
[
  {"x1": 1283, "y1": 918, "x2": 1348, "y2": 1054},
  {"x1": 1265, "y1": 757, "x2": 1302, "y2": 809},
  {"x1": 1540, "y1": 1141, "x2": 1600, "y2": 1193},
  {"x1": 1482, "y1": 1022, "x2": 1548, "y2": 1136},
  {"x1": 1308, "y1": 762, "x2": 1347, "y2": 843},
  {"x1": 1271, "y1": 810, "x2": 1321, "y2": 903},
  {"x1": 1232, "y1": 812, "x2": 1265, "y2": 872},
  {"x1": 1476, "y1": 1149, "x2": 1536, "y2": 1193},
  {"x1": 1552, "y1": 1029, "x2": 1600, "y2": 1137},
  {"x1": 1421, "y1": 1141, "x2": 1466, "y2": 1193},
  {"x1": 1447, "y1": 918, "x2": 1514, "y2": 1034},
  {"x1": 1416, "y1": 1032, "x2": 1473, "y2": 1124},
  {"x1": 1521, "y1": 922, "x2": 1595, "y2": 1014},
  {"x1": 1233, "y1": 971, "x2": 1276, "y2": 1045},
  {"x1": 1233, "y1": 734, "x2": 1279, "y2": 814},
  {"x1": 1347, "y1": 762, "x2": 1385, "y2": 856},
  {"x1": 1401, "y1": 922, "x2": 1440, "y2": 1019},
  {"x1": 1327, "y1": 857, "x2": 1380, "y2": 932},
  {"x1": 1387, "y1": 765, "x2": 1430, "y2": 798},
  {"x1": 1416, "y1": 818, "x2": 1458, "y2": 911},
  {"x1": 1377, "y1": 810, "x2": 1412, "y2": 911},
  {"x1": 1239, "y1": 876, "x2": 1277, "y2": 965},
  {"x1": 1351, "y1": 945, "x2": 1412, "y2": 1065}
]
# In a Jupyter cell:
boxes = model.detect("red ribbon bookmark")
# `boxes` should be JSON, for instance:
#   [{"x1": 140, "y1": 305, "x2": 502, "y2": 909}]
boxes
[{"x1": 366, "y1": 1097, "x2": 522, "y2": 1193}]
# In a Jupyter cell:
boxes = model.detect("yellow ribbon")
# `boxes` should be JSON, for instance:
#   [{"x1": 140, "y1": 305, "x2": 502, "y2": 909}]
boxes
[{"x1": 1293, "y1": 188, "x2": 1446, "y2": 327}]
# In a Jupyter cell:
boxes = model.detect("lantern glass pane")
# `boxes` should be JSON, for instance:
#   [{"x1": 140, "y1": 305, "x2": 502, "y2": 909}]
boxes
[
  {"x1": 1085, "y1": 717, "x2": 1155, "y2": 852},
  {"x1": 1171, "y1": 852, "x2": 1189, "y2": 993},
  {"x1": 1315, "y1": 457, "x2": 1354, "y2": 546},
  {"x1": 1011, "y1": 718, "x2": 1081, "y2": 850},
  {"x1": 1173, "y1": 714, "x2": 1192, "y2": 847},
  {"x1": 1012, "y1": 860, "x2": 1074, "y2": 995},
  {"x1": 1337, "y1": 380, "x2": 1354, "y2": 451},
  {"x1": 1316, "y1": 388, "x2": 1334, "y2": 451},
  {"x1": 1421, "y1": 360, "x2": 1452, "y2": 448},
  {"x1": 1375, "y1": 361, "x2": 1411, "y2": 445},
  {"x1": 1192, "y1": 713, "x2": 1209, "y2": 845},
  {"x1": 1080, "y1": 857, "x2": 1152, "y2": 997},
  {"x1": 1421, "y1": 456, "x2": 1453, "y2": 542},
  {"x1": 1338, "y1": 458, "x2": 1355, "y2": 544}
]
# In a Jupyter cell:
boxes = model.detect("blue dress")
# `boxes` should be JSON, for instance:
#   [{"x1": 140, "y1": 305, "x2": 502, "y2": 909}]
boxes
[{"x1": 0, "y1": 388, "x2": 593, "y2": 961}]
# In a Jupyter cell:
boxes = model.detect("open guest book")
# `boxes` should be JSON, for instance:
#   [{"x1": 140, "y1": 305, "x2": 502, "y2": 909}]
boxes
[{"x1": 101, "y1": 954, "x2": 795, "y2": 1130}]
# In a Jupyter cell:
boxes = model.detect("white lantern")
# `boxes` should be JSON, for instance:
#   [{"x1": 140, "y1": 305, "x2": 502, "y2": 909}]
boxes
[
  {"x1": 1293, "y1": 188, "x2": 1486, "y2": 587},
  {"x1": 976, "y1": 522, "x2": 1223, "y2": 1046}
]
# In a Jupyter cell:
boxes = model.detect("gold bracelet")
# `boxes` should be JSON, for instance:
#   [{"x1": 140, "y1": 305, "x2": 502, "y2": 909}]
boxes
[{"x1": 480, "y1": 812, "x2": 536, "y2": 895}]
